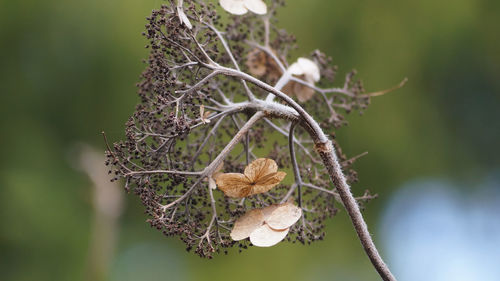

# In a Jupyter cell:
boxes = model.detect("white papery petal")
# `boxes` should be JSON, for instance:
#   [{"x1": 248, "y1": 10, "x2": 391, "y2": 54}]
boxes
[
  {"x1": 288, "y1": 62, "x2": 305, "y2": 76},
  {"x1": 230, "y1": 209, "x2": 265, "y2": 240},
  {"x1": 265, "y1": 202, "x2": 302, "y2": 230},
  {"x1": 244, "y1": 0, "x2": 267, "y2": 15},
  {"x1": 220, "y1": 0, "x2": 248, "y2": 15},
  {"x1": 250, "y1": 224, "x2": 289, "y2": 247},
  {"x1": 297, "y1": 58, "x2": 320, "y2": 82}
]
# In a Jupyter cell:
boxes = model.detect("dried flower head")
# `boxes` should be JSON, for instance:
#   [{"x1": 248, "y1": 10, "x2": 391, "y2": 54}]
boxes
[
  {"x1": 216, "y1": 158, "x2": 286, "y2": 198},
  {"x1": 105, "y1": 0, "x2": 400, "y2": 261},
  {"x1": 219, "y1": 0, "x2": 267, "y2": 15}
]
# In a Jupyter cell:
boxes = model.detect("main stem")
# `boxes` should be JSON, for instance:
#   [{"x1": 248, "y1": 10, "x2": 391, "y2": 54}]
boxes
[
  {"x1": 220, "y1": 67, "x2": 397, "y2": 281},
  {"x1": 318, "y1": 142, "x2": 396, "y2": 281}
]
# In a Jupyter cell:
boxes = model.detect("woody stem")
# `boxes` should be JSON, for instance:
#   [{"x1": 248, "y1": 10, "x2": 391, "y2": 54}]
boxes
[{"x1": 216, "y1": 66, "x2": 397, "y2": 281}]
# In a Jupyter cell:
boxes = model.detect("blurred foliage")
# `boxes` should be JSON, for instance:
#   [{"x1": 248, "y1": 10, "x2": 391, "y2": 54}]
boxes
[{"x1": 0, "y1": 0, "x2": 498, "y2": 280}]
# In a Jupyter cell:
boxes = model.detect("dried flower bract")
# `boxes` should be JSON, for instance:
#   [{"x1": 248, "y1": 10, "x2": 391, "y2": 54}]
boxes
[
  {"x1": 216, "y1": 158, "x2": 286, "y2": 198},
  {"x1": 231, "y1": 202, "x2": 302, "y2": 247}
]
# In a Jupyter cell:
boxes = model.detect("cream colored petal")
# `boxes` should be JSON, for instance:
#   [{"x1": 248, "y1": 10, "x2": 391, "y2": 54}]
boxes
[
  {"x1": 265, "y1": 202, "x2": 302, "y2": 230},
  {"x1": 215, "y1": 173, "x2": 252, "y2": 198},
  {"x1": 244, "y1": 0, "x2": 267, "y2": 15},
  {"x1": 220, "y1": 0, "x2": 248, "y2": 15},
  {"x1": 246, "y1": 49, "x2": 267, "y2": 77},
  {"x1": 247, "y1": 171, "x2": 286, "y2": 196},
  {"x1": 261, "y1": 204, "x2": 279, "y2": 220},
  {"x1": 244, "y1": 158, "x2": 278, "y2": 183},
  {"x1": 208, "y1": 177, "x2": 217, "y2": 190},
  {"x1": 297, "y1": 57, "x2": 320, "y2": 82},
  {"x1": 230, "y1": 209, "x2": 265, "y2": 240},
  {"x1": 249, "y1": 224, "x2": 289, "y2": 247},
  {"x1": 294, "y1": 80, "x2": 316, "y2": 102},
  {"x1": 288, "y1": 61, "x2": 305, "y2": 76}
]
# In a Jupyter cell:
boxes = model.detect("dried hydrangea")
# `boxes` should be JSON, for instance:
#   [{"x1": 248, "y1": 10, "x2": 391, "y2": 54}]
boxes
[{"x1": 105, "y1": 1, "x2": 403, "y2": 279}]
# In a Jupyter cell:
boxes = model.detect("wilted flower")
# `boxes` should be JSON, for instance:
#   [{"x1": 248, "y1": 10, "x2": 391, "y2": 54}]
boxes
[
  {"x1": 219, "y1": 0, "x2": 267, "y2": 15},
  {"x1": 283, "y1": 57, "x2": 321, "y2": 102},
  {"x1": 231, "y1": 202, "x2": 302, "y2": 247},
  {"x1": 215, "y1": 158, "x2": 286, "y2": 198}
]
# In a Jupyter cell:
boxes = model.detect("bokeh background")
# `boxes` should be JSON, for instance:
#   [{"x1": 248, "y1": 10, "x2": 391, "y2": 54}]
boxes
[{"x1": 1, "y1": 0, "x2": 499, "y2": 280}]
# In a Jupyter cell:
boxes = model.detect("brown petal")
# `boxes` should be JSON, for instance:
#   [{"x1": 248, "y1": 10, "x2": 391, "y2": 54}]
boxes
[
  {"x1": 246, "y1": 48, "x2": 283, "y2": 81},
  {"x1": 246, "y1": 49, "x2": 267, "y2": 77},
  {"x1": 265, "y1": 202, "x2": 302, "y2": 230},
  {"x1": 294, "y1": 75, "x2": 316, "y2": 102},
  {"x1": 249, "y1": 224, "x2": 289, "y2": 247},
  {"x1": 244, "y1": 158, "x2": 278, "y2": 183},
  {"x1": 230, "y1": 209, "x2": 265, "y2": 241},
  {"x1": 215, "y1": 173, "x2": 252, "y2": 198},
  {"x1": 294, "y1": 84, "x2": 315, "y2": 102},
  {"x1": 248, "y1": 171, "x2": 287, "y2": 196}
]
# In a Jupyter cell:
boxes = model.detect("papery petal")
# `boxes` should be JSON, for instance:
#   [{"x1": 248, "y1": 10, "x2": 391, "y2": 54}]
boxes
[
  {"x1": 216, "y1": 173, "x2": 252, "y2": 198},
  {"x1": 261, "y1": 204, "x2": 279, "y2": 220},
  {"x1": 288, "y1": 61, "x2": 305, "y2": 76},
  {"x1": 297, "y1": 57, "x2": 320, "y2": 82},
  {"x1": 246, "y1": 49, "x2": 267, "y2": 77},
  {"x1": 293, "y1": 79, "x2": 316, "y2": 102},
  {"x1": 244, "y1": 158, "x2": 278, "y2": 183},
  {"x1": 208, "y1": 177, "x2": 217, "y2": 190},
  {"x1": 249, "y1": 224, "x2": 289, "y2": 247},
  {"x1": 220, "y1": 0, "x2": 248, "y2": 15},
  {"x1": 265, "y1": 202, "x2": 302, "y2": 230},
  {"x1": 247, "y1": 172, "x2": 286, "y2": 196},
  {"x1": 230, "y1": 209, "x2": 265, "y2": 240},
  {"x1": 244, "y1": 0, "x2": 267, "y2": 15}
]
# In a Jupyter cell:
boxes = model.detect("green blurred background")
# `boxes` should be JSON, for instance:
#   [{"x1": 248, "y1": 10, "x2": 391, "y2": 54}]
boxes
[{"x1": 1, "y1": 0, "x2": 499, "y2": 280}]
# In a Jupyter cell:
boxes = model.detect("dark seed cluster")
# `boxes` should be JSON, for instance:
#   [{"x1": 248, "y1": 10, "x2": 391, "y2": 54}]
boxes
[{"x1": 105, "y1": 0, "x2": 376, "y2": 258}]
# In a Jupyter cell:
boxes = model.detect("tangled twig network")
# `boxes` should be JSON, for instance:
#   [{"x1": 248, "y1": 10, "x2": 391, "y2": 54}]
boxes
[{"x1": 105, "y1": 1, "x2": 404, "y2": 280}]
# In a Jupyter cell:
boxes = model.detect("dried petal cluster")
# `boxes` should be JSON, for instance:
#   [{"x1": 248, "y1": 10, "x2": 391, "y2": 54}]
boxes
[
  {"x1": 283, "y1": 57, "x2": 321, "y2": 102},
  {"x1": 231, "y1": 202, "x2": 302, "y2": 247},
  {"x1": 216, "y1": 158, "x2": 286, "y2": 198}
]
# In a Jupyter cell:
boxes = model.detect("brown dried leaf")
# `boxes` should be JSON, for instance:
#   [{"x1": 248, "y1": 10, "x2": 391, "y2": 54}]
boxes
[
  {"x1": 230, "y1": 209, "x2": 265, "y2": 241},
  {"x1": 249, "y1": 224, "x2": 289, "y2": 247},
  {"x1": 265, "y1": 202, "x2": 302, "y2": 230}
]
